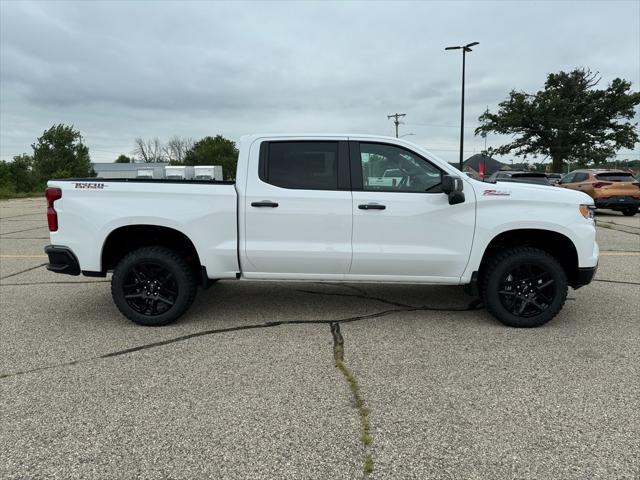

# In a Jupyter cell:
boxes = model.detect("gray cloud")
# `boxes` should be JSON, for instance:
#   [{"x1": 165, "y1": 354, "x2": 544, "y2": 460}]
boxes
[{"x1": 1, "y1": 0, "x2": 638, "y2": 163}]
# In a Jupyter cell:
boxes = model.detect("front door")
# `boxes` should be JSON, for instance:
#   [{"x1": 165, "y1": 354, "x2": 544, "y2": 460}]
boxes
[
  {"x1": 349, "y1": 141, "x2": 475, "y2": 281},
  {"x1": 243, "y1": 140, "x2": 353, "y2": 277}
]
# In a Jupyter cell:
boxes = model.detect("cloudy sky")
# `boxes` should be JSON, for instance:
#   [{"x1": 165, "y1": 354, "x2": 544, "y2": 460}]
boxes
[{"x1": 1, "y1": 0, "x2": 639, "y2": 164}]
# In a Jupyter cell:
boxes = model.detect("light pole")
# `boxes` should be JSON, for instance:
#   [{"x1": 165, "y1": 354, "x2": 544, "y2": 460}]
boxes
[{"x1": 445, "y1": 41, "x2": 479, "y2": 171}]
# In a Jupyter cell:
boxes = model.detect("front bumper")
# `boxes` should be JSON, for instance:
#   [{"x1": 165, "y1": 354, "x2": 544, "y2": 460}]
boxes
[
  {"x1": 594, "y1": 196, "x2": 639, "y2": 210},
  {"x1": 44, "y1": 245, "x2": 80, "y2": 276},
  {"x1": 573, "y1": 264, "x2": 598, "y2": 289}
]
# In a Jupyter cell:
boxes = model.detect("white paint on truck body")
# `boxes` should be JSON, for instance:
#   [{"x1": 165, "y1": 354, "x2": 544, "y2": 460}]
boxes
[{"x1": 48, "y1": 134, "x2": 597, "y2": 283}]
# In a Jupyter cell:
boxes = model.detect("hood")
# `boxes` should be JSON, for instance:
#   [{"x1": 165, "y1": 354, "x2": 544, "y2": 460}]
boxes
[{"x1": 466, "y1": 177, "x2": 594, "y2": 205}]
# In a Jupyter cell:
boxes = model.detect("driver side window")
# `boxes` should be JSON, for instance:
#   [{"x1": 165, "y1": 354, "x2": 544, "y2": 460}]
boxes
[{"x1": 359, "y1": 143, "x2": 442, "y2": 193}]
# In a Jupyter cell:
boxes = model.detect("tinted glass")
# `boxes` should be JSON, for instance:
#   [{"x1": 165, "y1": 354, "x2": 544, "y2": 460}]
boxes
[
  {"x1": 267, "y1": 142, "x2": 338, "y2": 190},
  {"x1": 561, "y1": 173, "x2": 576, "y2": 183},
  {"x1": 359, "y1": 143, "x2": 442, "y2": 192},
  {"x1": 595, "y1": 173, "x2": 635, "y2": 182},
  {"x1": 573, "y1": 172, "x2": 589, "y2": 182}
]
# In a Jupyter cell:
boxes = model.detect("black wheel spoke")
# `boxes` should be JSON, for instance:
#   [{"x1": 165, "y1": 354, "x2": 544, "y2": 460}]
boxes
[
  {"x1": 537, "y1": 279, "x2": 554, "y2": 290},
  {"x1": 156, "y1": 295, "x2": 174, "y2": 306}
]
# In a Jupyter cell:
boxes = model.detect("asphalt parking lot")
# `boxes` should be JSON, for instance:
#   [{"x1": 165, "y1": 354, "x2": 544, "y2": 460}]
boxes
[{"x1": 1, "y1": 198, "x2": 638, "y2": 480}]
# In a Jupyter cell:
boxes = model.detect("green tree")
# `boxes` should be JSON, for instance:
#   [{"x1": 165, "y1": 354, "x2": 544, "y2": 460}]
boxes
[
  {"x1": 183, "y1": 135, "x2": 238, "y2": 180},
  {"x1": 476, "y1": 69, "x2": 640, "y2": 172},
  {"x1": 115, "y1": 154, "x2": 132, "y2": 163},
  {"x1": 0, "y1": 154, "x2": 37, "y2": 194},
  {"x1": 32, "y1": 124, "x2": 94, "y2": 183}
]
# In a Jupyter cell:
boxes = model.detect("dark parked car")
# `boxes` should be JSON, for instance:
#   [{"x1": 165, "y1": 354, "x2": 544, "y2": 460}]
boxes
[
  {"x1": 487, "y1": 170, "x2": 552, "y2": 186},
  {"x1": 547, "y1": 173, "x2": 563, "y2": 185}
]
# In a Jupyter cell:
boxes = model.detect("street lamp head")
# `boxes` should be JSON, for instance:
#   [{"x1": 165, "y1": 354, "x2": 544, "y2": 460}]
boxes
[
  {"x1": 445, "y1": 46, "x2": 462, "y2": 50},
  {"x1": 466, "y1": 41, "x2": 480, "y2": 48}
]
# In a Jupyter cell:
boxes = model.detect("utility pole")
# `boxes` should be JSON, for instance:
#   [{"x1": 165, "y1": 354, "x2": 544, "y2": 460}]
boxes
[{"x1": 387, "y1": 113, "x2": 406, "y2": 138}]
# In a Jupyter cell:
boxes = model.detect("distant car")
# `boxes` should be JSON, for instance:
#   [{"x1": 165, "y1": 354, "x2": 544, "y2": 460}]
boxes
[
  {"x1": 487, "y1": 170, "x2": 552, "y2": 186},
  {"x1": 547, "y1": 173, "x2": 563, "y2": 185},
  {"x1": 558, "y1": 169, "x2": 640, "y2": 216}
]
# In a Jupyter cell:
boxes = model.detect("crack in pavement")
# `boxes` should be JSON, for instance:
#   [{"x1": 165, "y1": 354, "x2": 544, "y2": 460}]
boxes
[
  {"x1": 0, "y1": 280, "x2": 110, "y2": 287},
  {"x1": 331, "y1": 322, "x2": 374, "y2": 476},
  {"x1": 0, "y1": 212, "x2": 43, "y2": 220},
  {"x1": 0, "y1": 295, "x2": 482, "y2": 379},
  {"x1": 594, "y1": 278, "x2": 640, "y2": 286},
  {"x1": 0, "y1": 226, "x2": 47, "y2": 236},
  {"x1": 597, "y1": 222, "x2": 640, "y2": 236},
  {"x1": 0, "y1": 236, "x2": 49, "y2": 240},
  {"x1": 0, "y1": 263, "x2": 47, "y2": 280}
]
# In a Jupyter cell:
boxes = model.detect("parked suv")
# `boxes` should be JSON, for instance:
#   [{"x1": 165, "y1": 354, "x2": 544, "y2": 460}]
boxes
[
  {"x1": 558, "y1": 169, "x2": 640, "y2": 216},
  {"x1": 487, "y1": 170, "x2": 552, "y2": 186}
]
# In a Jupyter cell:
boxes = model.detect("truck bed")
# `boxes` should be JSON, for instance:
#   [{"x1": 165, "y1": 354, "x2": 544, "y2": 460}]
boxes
[{"x1": 47, "y1": 178, "x2": 240, "y2": 279}]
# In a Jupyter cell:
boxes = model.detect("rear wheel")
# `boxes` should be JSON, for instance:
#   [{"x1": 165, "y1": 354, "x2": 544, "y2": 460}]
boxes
[
  {"x1": 622, "y1": 207, "x2": 637, "y2": 216},
  {"x1": 111, "y1": 246, "x2": 196, "y2": 326},
  {"x1": 481, "y1": 247, "x2": 567, "y2": 328}
]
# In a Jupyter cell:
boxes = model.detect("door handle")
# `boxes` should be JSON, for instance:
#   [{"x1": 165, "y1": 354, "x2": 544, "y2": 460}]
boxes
[
  {"x1": 358, "y1": 203, "x2": 386, "y2": 210},
  {"x1": 251, "y1": 201, "x2": 279, "y2": 208}
]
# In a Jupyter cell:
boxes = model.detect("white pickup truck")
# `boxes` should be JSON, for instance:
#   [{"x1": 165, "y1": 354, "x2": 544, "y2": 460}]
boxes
[{"x1": 45, "y1": 135, "x2": 599, "y2": 328}]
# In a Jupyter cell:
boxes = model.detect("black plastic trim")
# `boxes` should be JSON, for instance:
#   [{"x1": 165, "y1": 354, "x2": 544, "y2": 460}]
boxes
[
  {"x1": 572, "y1": 265, "x2": 598, "y2": 289},
  {"x1": 44, "y1": 245, "x2": 81, "y2": 276},
  {"x1": 82, "y1": 270, "x2": 106, "y2": 278},
  {"x1": 594, "y1": 197, "x2": 639, "y2": 209}
]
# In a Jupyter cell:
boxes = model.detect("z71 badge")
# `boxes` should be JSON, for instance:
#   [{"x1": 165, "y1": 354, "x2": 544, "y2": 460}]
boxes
[
  {"x1": 74, "y1": 182, "x2": 106, "y2": 189},
  {"x1": 483, "y1": 189, "x2": 511, "y2": 196}
]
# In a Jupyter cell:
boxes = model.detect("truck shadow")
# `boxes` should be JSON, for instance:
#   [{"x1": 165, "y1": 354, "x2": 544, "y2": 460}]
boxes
[{"x1": 184, "y1": 281, "x2": 491, "y2": 328}]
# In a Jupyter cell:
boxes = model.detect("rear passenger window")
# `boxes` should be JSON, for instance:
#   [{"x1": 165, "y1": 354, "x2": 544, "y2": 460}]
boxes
[
  {"x1": 573, "y1": 173, "x2": 589, "y2": 182},
  {"x1": 263, "y1": 142, "x2": 338, "y2": 190}
]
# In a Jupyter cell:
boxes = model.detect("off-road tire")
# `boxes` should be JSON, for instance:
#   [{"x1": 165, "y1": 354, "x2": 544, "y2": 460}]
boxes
[
  {"x1": 481, "y1": 247, "x2": 568, "y2": 328},
  {"x1": 111, "y1": 246, "x2": 197, "y2": 326}
]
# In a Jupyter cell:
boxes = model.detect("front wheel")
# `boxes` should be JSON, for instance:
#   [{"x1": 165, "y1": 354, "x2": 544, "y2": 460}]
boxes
[
  {"x1": 111, "y1": 246, "x2": 197, "y2": 326},
  {"x1": 481, "y1": 247, "x2": 568, "y2": 328}
]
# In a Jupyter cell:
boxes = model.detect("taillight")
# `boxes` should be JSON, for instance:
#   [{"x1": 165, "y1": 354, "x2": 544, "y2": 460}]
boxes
[
  {"x1": 45, "y1": 187, "x2": 62, "y2": 231},
  {"x1": 592, "y1": 181, "x2": 613, "y2": 189}
]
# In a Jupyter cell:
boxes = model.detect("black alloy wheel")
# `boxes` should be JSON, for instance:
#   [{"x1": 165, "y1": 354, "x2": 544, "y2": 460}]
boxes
[
  {"x1": 122, "y1": 261, "x2": 179, "y2": 316},
  {"x1": 498, "y1": 263, "x2": 556, "y2": 318},
  {"x1": 112, "y1": 246, "x2": 197, "y2": 326},
  {"x1": 482, "y1": 247, "x2": 568, "y2": 328}
]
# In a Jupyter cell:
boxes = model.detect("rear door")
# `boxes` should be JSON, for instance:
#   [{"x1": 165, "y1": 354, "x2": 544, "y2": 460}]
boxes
[
  {"x1": 348, "y1": 141, "x2": 475, "y2": 281},
  {"x1": 243, "y1": 139, "x2": 353, "y2": 277}
]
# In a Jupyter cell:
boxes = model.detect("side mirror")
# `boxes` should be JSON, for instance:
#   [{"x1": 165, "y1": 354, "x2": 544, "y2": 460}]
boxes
[{"x1": 442, "y1": 174, "x2": 465, "y2": 205}]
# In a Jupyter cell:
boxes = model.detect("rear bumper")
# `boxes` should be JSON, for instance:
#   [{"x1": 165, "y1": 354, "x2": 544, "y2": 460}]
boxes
[
  {"x1": 594, "y1": 196, "x2": 639, "y2": 210},
  {"x1": 572, "y1": 264, "x2": 598, "y2": 289},
  {"x1": 44, "y1": 245, "x2": 80, "y2": 276}
]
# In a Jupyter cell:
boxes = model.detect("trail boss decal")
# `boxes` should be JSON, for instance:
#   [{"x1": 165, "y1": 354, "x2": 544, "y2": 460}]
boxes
[
  {"x1": 483, "y1": 189, "x2": 511, "y2": 196},
  {"x1": 74, "y1": 182, "x2": 106, "y2": 189}
]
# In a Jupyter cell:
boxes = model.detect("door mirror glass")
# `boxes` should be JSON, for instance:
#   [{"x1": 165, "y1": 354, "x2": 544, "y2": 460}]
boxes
[{"x1": 442, "y1": 175, "x2": 463, "y2": 194}]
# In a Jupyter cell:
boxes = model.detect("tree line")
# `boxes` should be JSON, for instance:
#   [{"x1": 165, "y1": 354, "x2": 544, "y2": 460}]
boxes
[
  {"x1": 0, "y1": 124, "x2": 94, "y2": 198},
  {"x1": 125, "y1": 135, "x2": 239, "y2": 180},
  {"x1": 0, "y1": 127, "x2": 239, "y2": 198}
]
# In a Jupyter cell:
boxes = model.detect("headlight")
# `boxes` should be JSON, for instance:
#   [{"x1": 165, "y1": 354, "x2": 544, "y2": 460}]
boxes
[{"x1": 579, "y1": 204, "x2": 595, "y2": 220}]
